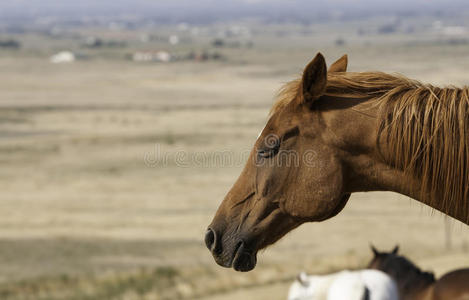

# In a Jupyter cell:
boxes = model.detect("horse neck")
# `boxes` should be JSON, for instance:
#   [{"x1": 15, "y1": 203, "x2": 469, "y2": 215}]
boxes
[
  {"x1": 338, "y1": 91, "x2": 469, "y2": 225},
  {"x1": 398, "y1": 276, "x2": 434, "y2": 300}
]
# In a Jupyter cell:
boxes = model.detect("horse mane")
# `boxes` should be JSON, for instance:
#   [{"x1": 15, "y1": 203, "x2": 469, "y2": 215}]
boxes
[
  {"x1": 272, "y1": 72, "x2": 469, "y2": 221},
  {"x1": 271, "y1": 72, "x2": 415, "y2": 115},
  {"x1": 271, "y1": 78, "x2": 302, "y2": 115}
]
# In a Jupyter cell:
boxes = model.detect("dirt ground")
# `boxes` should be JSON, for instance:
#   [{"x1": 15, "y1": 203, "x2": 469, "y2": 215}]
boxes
[{"x1": 0, "y1": 25, "x2": 468, "y2": 299}]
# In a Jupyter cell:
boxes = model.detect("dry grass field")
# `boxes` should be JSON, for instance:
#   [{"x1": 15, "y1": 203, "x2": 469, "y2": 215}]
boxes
[{"x1": 0, "y1": 21, "x2": 469, "y2": 299}]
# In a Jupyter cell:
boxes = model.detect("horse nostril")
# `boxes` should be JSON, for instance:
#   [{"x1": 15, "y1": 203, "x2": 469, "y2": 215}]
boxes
[{"x1": 205, "y1": 228, "x2": 216, "y2": 251}]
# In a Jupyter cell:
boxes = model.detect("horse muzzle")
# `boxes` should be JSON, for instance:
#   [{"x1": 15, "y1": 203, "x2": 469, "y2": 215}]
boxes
[{"x1": 205, "y1": 227, "x2": 257, "y2": 272}]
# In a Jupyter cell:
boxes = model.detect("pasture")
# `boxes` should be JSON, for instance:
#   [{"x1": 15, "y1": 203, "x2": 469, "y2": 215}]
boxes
[{"x1": 0, "y1": 21, "x2": 469, "y2": 299}]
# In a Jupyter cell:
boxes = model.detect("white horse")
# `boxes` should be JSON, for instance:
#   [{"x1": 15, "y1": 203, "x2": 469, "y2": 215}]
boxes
[{"x1": 288, "y1": 269, "x2": 399, "y2": 300}]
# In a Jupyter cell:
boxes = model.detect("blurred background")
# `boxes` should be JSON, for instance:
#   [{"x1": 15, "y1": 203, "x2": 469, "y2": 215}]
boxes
[{"x1": 0, "y1": 0, "x2": 469, "y2": 299}]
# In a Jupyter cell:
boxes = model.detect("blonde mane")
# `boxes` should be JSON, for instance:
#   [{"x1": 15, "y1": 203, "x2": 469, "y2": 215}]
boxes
[{"x1": 272, "y1": 72, "x2": 469, "y2": 221}]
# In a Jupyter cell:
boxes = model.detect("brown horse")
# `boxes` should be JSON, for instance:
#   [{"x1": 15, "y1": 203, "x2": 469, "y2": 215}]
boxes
[
  {"x1": 368, "y1": 246, "x2": 469, "y2": 300},
  {"x1": 205, "y1": 52, "x2": 469, "y2": 272}
]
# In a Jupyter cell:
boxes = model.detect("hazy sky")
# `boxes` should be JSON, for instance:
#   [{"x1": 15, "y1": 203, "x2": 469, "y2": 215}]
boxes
[
  {"x1": 1, "y1": 0, "x2": 468, "y2": 23},
  {"x1": 1, "y1": 0, "x2": 466, "y2": 12}
]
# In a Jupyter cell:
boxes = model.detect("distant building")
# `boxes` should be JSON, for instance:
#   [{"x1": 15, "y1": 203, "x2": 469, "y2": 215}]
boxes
[
  {"x1": 50, "y1": 51, "x2": 75, "y2": 63},
  {"x1": 433, "y1": 21, "x2": 467, "y2": 36},
  {"x1": 442, "y1": 26, "x2": 466, "y2": 36},
  {"x1": 169, "y1": 35, "x2": 179, "y2": 45},
  {"x1": 132, "y1": 51, "x2": 171, "y2": 62}
]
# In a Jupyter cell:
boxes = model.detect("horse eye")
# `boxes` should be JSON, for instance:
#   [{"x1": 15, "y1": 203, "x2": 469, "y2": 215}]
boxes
[{"x1": 257, "y1": 143, "x2": 280, "y2": 159}]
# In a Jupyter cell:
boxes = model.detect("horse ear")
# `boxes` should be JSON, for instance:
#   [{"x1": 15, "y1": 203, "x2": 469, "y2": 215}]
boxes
[
  {"x1": 391, "y1": 245, "x2": 399, "y2": 254},
  {"x1": 297, "y1": 272, "x2": 309, "y2": 287},
  {"x1": 301, "y1": 52, "x2": 327, "y2": 104},
  {"x1": 371, "y1": 244, "x2": 379, "y2": 256},
  {"x1": 328, "y1": 54, "x2": 348, "y2": 72}
]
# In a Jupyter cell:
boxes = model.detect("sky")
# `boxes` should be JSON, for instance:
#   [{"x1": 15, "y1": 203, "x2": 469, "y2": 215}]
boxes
[{"x1": 1, "y1": 0, "x2": 468, "y2": 24}]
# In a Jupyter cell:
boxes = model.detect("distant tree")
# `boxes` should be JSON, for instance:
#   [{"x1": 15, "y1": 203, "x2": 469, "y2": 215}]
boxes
[
  {"x1": 335, "y1": 37, "x2": 346, "y2": 46},
  {"x1": 0, "y1": 39, "x2": 21, "y2": 49},
  {"x1": 83, "y1": 37, "x2": 126, "y2": 48},
  {"x1": 211, "y1": 52, "x2": 223, "y2": 60},
  {"x1": 212, "y1": 38, "x2": 225, "y2": 47},
  {"x1": 84, "y1": 37, "x2": 103, "y2": 48},
  {"x1": 378, "y1": 24, "x2": 397, "y2": 34}
]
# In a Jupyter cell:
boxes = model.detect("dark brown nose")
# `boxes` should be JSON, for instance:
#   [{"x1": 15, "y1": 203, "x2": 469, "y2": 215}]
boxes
[{"x1": 205, "y1": 228, "x2": 216, "y2": 251}]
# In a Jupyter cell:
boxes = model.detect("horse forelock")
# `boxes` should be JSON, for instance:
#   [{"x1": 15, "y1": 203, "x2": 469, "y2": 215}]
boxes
[{"x1": 270, "y1": 78, "x2": 302, "y2": 116}]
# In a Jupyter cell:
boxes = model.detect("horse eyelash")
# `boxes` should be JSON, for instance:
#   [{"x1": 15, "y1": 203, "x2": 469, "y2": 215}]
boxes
[
  {"x1": 282, "y1": 127, "x2": 300, "y2": 142},
  {"x1": 258, "y1": 127, "x2": 299, "y2": 159}
]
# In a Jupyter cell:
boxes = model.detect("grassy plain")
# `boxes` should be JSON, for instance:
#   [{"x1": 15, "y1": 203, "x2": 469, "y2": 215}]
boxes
[{"x1": 0, "y1": 20, "x2": 469, "y2": 299}]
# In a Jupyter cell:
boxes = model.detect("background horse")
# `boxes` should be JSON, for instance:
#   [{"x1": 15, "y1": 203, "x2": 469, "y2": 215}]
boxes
[
  {"x1": 368, "y1": 246, "x2": 469, "y2": 300},
  {"x1": 205, "y1": 53, "x2": 469, "y2": 271},
  {"x1": 288, "y1": 269, "x2": 398, "y2": 300}
]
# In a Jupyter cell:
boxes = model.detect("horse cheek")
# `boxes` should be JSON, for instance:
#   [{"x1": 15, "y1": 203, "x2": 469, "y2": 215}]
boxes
[{"x1": 281, "y1": 156, "x2": 344, "y2": 220}]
